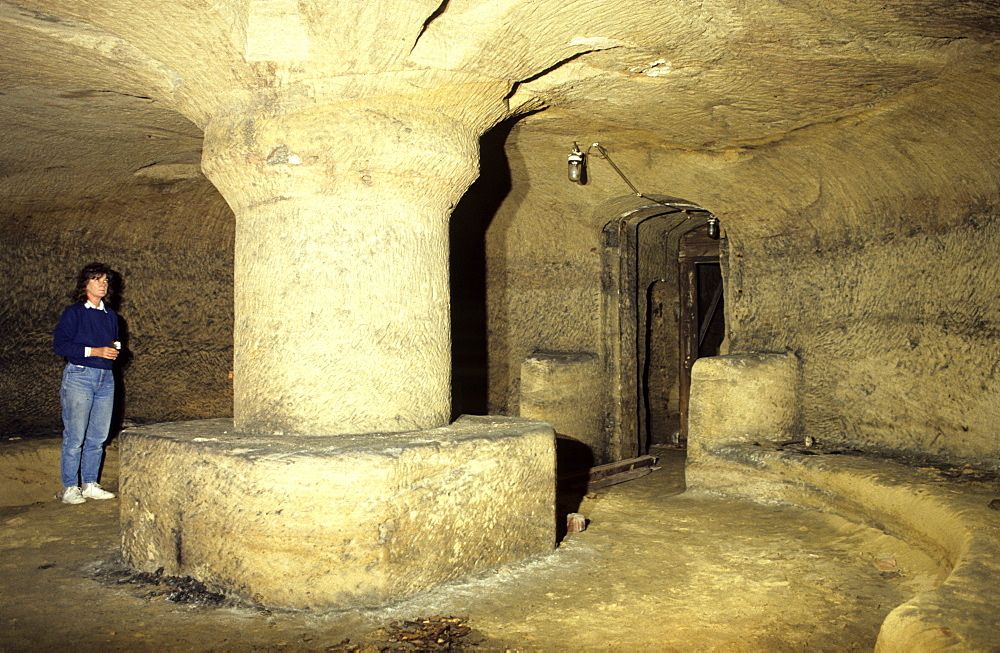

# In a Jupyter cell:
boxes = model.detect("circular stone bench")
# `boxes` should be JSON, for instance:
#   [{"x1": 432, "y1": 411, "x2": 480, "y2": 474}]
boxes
[
  {"x1": 687, "y1": 443, "x2": 1000, "y2": 651},
  {"x1": 686, "y1": 353, "x2": 1000, "y2": 651},
  {"x1": 119, "y1": 415, "x2": 555, "y2": 609}
]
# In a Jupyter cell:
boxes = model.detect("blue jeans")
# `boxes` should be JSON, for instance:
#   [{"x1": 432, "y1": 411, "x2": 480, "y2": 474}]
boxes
[{"x1": 60, "y1": 363, "x2": 115, "y2": 488}]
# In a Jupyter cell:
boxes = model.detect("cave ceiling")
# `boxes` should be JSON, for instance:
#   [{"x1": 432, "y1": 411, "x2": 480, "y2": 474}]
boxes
[{"x1": 0, "y1": 0, "x2": 997, "y2": 215}]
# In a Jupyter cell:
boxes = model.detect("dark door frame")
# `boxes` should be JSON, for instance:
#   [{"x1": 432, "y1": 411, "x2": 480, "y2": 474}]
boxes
[
  {"x1": 597, "y1": 196, "x2": 715, "y2": 460},
  {"x1": 678, "y1": 227, "x2": 725, "y2": 443}
]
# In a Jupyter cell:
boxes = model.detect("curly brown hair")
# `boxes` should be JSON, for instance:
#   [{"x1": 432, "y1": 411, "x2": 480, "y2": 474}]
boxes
[{"x1": 73, "y1": 262, "x2": 116, "y2": 304}]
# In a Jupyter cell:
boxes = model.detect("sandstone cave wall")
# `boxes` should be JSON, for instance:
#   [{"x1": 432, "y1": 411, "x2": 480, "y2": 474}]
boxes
[
  {"x1": 713, "y1": 75, "x2": 1000, "y2": 465},
  {"x1": 1, "y1": 182, "x2": 235, "y2": 435},
  {"x1": 727, "y1": 211, "x2": 999, "y2": 463},
  {"x1": 486, "y1": 124, "x2": 617, "y2": 419},
  {"x1": 492, "y1": 73, "x2": 999, "y2": 465},
  {"x1": 484, "y1": 126, "x2": 697, "y2": 462}
]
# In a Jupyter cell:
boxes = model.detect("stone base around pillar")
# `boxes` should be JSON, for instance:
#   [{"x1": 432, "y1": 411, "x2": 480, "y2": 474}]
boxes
[{"x1": 119, "y1": 416, "x2": 555, "y2": 609}]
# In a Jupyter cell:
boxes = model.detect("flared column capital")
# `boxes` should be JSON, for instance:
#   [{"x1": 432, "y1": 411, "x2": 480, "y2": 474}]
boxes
[{"x1": 201, "y1": 73, "x2": 512, "y2": 210}]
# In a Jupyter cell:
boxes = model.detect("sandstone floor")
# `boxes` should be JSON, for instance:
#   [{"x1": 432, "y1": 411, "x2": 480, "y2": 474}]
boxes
[{"x1": 1, "y1": 445, "x2": 943, "y2": 651}]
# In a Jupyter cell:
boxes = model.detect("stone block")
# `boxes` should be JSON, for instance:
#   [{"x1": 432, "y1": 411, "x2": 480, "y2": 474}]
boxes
[
  {"x1": 120, "y1": 416, "x2": 555, "y2": 609},
  {"x1": 519, "y1": 351, "x2": 603, "y2": 457},
  {"x1": 687, "y1": 352, "x2": 800, "y2": 462}
]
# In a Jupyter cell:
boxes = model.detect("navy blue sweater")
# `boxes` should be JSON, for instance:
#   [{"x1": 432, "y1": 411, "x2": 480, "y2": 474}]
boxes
[{"x1": 53, "y1": 302, "x2": 119, "y2": 370}]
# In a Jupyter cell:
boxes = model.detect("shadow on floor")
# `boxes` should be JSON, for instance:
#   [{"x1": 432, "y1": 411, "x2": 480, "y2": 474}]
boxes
[{"x1": 555, "y1": 435, "x2": 594, "y2": 542}]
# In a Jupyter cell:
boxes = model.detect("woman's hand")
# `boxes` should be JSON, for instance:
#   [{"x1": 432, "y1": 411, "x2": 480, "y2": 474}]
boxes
[{"x1": 90, "y1": 346, "x2": 119, "y2": 360}]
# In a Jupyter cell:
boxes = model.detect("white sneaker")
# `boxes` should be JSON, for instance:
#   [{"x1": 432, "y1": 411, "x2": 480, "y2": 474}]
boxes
[
  {"x1": 81, "y1": 482, "x2": 116, "y2": 500},
  {"x1": 62, "y1": 486, "x2": 86, "y2": 504}
]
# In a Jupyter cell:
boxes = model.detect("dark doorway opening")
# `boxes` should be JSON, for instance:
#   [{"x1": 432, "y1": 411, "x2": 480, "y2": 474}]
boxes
[
  {"x1": 677, "y1": 224, "x2": 724, "y2": 442},
  {"x1": 601, "y1": 203, "x2": 719, "y2": 459}
]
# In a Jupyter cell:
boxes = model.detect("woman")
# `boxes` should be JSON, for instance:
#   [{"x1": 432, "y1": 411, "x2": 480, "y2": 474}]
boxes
[{"x1": 53, "y1": 262, "x2": 121, "y2": 504}]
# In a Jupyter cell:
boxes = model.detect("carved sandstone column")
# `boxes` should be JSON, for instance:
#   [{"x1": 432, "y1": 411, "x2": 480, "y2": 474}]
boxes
[
  {"x1": 123, "y1": 84, "x2": 556, "y2": 609},
  {"x1": 202, "y1": 93, "x2": 496, "y2": 435}
]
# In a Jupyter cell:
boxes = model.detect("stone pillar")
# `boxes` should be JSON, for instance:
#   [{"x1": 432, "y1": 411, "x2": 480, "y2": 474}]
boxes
[
  {"x1": 123, "y1": 82, "x2": 556, "y2": 611},
  {"x1": 202, "y1": 97, "x2": 485, "y2": 436}
]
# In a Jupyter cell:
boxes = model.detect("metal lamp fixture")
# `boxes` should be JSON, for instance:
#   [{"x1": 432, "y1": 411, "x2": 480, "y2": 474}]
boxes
[
  {"x1": 706, "y1": 215, "x2": 720, "y2": 239},
  {"x1": 567, "y1": 144, "x2": 586, "y2": 183},
  {"x1": 567, "y1": 141, "x2": 721, "y2": 239}
]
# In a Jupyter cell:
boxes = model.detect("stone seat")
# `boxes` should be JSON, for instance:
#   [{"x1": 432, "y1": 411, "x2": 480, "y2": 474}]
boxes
[
  {"x1": 119, "y1": 416, "x2": 555, "y2": 609},
  {"x1": 687, "y1": 442, "x2": 1000, "y2": 652}
]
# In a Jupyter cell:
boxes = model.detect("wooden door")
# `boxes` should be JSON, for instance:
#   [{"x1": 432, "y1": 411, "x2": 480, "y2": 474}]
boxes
[{"x1": 677, "y1": 225, "x2": 724, "y2": 443}]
